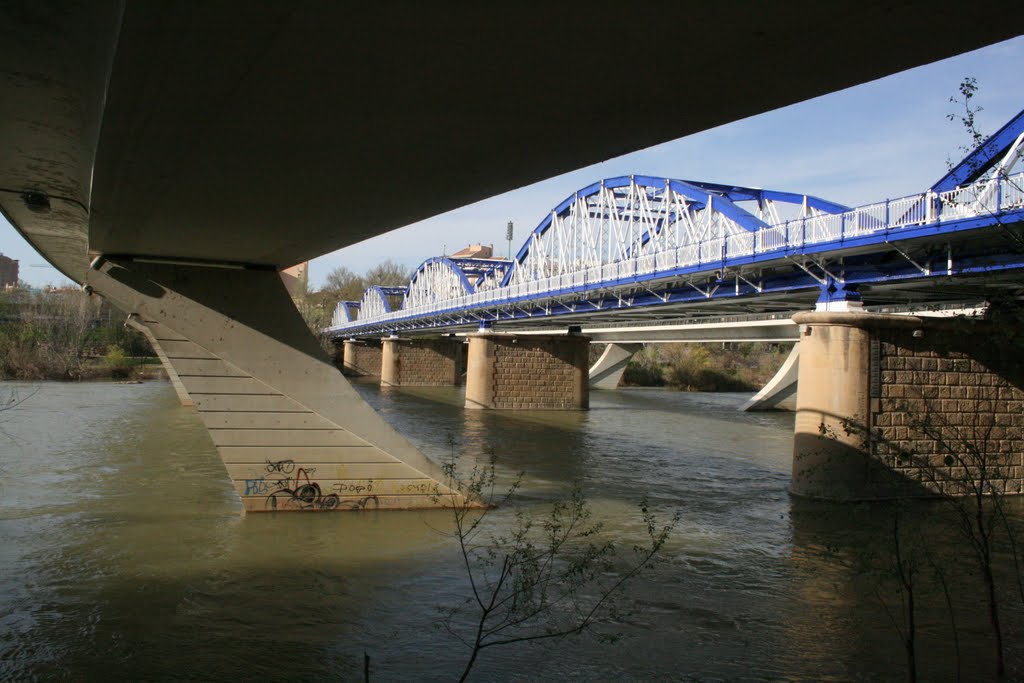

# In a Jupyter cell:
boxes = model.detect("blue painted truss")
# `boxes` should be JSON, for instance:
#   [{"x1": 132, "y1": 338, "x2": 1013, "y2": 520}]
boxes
[{"x1": 329, "y1": 109, "x2": 1024, "y2": 338}]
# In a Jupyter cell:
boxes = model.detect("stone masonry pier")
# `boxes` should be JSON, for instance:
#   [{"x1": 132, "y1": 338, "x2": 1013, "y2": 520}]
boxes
[
  {"x1": 791, "y1": 310, "x2": 1024, "y2": 500},
  {"x1": 381, "y1": 337, "x2": 466, "y2": 387},
  {"x1": 465, "y1": 333, "x2": 589, "y2": 410},
  {"x1": 342, "y1": 339, "x2": 383, "y2": 377}
]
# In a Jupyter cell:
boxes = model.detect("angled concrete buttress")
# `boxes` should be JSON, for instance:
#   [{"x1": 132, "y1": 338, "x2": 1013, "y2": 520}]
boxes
[
  {"x1": 588, "y1": 343, "x2": 644, "y2": 390},
  {"x1": 126, "y1": 315, "x2": 193, "y2": 407},
  {"x1": 741, "y1": 343, "x2": 800, "y2": 411},
  {"x1": 86, "y1": 258, "x2": 465, "y2": 512}
]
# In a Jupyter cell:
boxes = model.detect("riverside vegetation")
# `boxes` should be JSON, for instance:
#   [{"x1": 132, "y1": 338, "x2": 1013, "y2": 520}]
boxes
[
  {"x1": 0, "y1": 286, "x2": 156, "y2": 380},
  {"x1": 616, "y1": 342, "x2": 792, "y2": 392}
]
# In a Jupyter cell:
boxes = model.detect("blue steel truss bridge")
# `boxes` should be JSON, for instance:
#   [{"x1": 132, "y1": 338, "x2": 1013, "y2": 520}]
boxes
[{"x1": 327, "y1": 110, "x2": 1024, "y2": 339}]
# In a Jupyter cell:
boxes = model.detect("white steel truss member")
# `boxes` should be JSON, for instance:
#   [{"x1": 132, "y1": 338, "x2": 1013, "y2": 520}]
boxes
[
  {"x1": 506, "y1": 177, "x2": 769, "y2": 288},
  {"x1": 403, "y1": 258, "x2": 474, "y2": 309},
  {"x1": 358, "y1": 286, "x2": 394, "y2": 319},
  {"x1": 331, "y1": 301, "x2": 359, "y2": 326}
]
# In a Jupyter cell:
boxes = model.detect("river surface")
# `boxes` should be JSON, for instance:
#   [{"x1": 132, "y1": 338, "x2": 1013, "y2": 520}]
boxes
[{"x1": 0, "y1": 380, "x2": 1021, "y2": 681}]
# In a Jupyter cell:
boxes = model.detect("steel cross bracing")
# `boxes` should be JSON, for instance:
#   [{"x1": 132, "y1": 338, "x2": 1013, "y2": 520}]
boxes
[{"x1": 328, "y1": 112, "x2": 1024, "y2": 338}]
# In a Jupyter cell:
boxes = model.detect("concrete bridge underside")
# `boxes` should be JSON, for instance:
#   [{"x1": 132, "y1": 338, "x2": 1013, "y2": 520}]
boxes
[{"x1": 0, "y1": 1, "x2": 1018, "y2": 510}]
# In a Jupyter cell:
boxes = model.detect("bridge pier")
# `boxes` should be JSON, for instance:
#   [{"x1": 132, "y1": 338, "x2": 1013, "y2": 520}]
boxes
[
  {"x1": 381, "y1": 337, "x2": 466, "y2": 387},
  {"x1": 342, "y1": 339, "x2": 382, "y2": 377},
  {"x1": 791, "y1": 311, "x2": 1024, "y2": 500},
  {"x1": 465, "y1": 333, "x2": 590, "y2": 410},
  {"x1": 85, "y1": 258, "x2": 467, "y2": 512}
]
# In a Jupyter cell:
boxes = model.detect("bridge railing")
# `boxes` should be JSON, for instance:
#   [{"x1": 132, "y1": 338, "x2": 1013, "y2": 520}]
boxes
[{"x1": 330, "y1": 170, "x2": 1024, "y2": 333}]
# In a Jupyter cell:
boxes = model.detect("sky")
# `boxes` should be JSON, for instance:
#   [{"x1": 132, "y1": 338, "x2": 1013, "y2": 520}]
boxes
[{"x1": 3, "y1": 36, "x2": 1023, "y2": 289}]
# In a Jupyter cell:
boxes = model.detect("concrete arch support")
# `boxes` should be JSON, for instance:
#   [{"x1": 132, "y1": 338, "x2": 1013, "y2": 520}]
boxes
[
  {"x1": 588, "y1": 343, "x2": 643, "y2": 390},
  {"x1": 87, "y1": 259, "x2": 464, "y2": 512}
]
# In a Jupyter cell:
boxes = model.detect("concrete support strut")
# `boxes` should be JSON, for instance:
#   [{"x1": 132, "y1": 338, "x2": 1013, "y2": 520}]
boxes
[
  {"x1": 127, "y1": 315, "x2": 193, "y2": 407},
  {"x1": 741, "y1": 343, "x2": 799, "y2": 411},
  {"x1": 381, "y1": 337, "x2": 465, "y2": 387},
  {"x1": 465, "y1": 333, "x2": 590, "y2": 410},
  {"x1": 86, "y1": 259, "x2": 464, "y2": 512},
  {"x1": 589, "y1": 343, "x2": 643, "y2": 390}
]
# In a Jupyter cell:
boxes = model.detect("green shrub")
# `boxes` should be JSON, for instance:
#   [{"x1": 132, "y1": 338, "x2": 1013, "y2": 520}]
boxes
[{"x1": 103, "y1": 345, "x2": 135, "y2": 379}]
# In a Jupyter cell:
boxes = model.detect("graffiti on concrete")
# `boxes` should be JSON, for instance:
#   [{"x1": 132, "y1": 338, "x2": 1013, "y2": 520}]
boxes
[
  {"x1": 262, "y1": 466, "x2": 339, "y2": 511},
  {"x1": 241, "y1": 460, "x2": 383, "y2": 511}
]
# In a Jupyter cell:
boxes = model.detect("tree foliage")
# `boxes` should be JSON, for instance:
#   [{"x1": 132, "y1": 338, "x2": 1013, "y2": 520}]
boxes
[
  {"x1": 0, "y1": 287, "x2": 152, "y2": 380},
  {"x1": 317, "y1": 259, "x2": 413, "y2": 302},
  {"x1": 322, "y1": 265, "x2": 366, "y2": 302},
  {"x1": 622, "y1": 342, "x2": 792, "y2": 391}
]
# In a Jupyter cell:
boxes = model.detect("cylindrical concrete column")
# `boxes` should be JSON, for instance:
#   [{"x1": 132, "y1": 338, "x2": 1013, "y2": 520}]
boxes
[
  {"x1": 342, "y1": 340, "x2": 359, "y2": 375},
  {"x1": 465, "y1": 335, "x2": 495, "y2": 409},
  {"x1": 790, "y1": 311, "x2": 919, "y2": 500},
  {"x1": 381, "y1": 337, "x2": 400, "y2": 387}
]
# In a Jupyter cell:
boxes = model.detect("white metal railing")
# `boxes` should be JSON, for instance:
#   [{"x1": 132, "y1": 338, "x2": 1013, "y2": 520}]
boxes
[{"x1": 329, "y1": 170, "x2": 1024, "y2": 332}]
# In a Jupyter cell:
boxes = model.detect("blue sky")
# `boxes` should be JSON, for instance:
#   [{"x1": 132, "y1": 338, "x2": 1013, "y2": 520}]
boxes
[{"x1": 3, "y1": 36, "x2": 1023, "y2": 289}]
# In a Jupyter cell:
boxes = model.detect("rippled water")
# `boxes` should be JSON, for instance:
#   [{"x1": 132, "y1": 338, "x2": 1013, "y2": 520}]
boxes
[{"x1": 0, "y1": 380, "x2": 1021, "y2": 681}]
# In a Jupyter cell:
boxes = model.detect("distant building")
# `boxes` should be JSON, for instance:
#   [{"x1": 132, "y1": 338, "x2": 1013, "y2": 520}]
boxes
[
  {"x1": 280, "y1": 261, "x2": 309, "y2": 297},
  {"x1": 451, "y1": 243, "x2": 493, "y2": 259},
  {"x1": 0, "y1": 254, "x2": 19, "y2": 288}
]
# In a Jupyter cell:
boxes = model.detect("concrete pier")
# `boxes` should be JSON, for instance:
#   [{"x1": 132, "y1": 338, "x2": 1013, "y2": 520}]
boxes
[
  {"x1": 381, "y1": 337, "x2": 465, "y2": 387},
  {"x1": 791, "y1": 311, "x2": 1024, "y2": 500},
  {"x1": 465, "y1": 333, "x2": 589, "y2": 410},
  {"x1": 342, "y1": 339, "x2": 382, "y2": 377},
  {"x1": 86, "y1": 259, "x2": 466, "y2": 512}
]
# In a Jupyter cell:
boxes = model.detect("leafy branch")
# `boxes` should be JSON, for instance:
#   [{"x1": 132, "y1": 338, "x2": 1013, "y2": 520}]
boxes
[{"x1": 434, "y1": 454, "x2": 678, "y2": 682}]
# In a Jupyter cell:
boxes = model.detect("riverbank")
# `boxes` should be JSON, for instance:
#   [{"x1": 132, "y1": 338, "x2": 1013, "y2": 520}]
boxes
[
  {"x1": 0, "y1": 287, "x2": 156, "y2": 380},
  {"x1": 0, "y1": 348, "x2": 164, "y2": 381}
]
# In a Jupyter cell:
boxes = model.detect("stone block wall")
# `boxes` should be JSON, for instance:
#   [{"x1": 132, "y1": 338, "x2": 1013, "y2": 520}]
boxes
[
  {"x1": 791, "y1": 310, "x2": 1024, "y2": 500},
  {"x1": 870, "y1": 321, "x2": 1024, "y2": 495},
  {"x1": 466, "y1": 334, "x2": 589, "y2": 410},
  {"x1": 384, "y1": 338, "x2": 465, "y2": 386},
  {"x1": 342, "y1": 340, "x2": 382, "y2": 377}
]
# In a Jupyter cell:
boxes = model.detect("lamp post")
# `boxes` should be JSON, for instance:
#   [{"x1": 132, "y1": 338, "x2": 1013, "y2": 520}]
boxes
[{"x1": 505, "y1": 220, "x2": 514, "y2": 260}]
